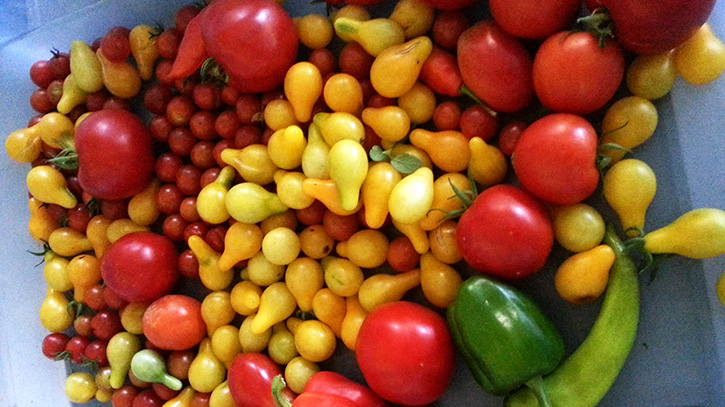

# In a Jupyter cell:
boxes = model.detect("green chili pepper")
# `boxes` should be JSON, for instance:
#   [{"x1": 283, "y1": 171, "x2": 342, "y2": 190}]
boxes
[
  {"x1": 505, "y1": 225, "x2": 640, "y2": 407},
  {"x1": 447, "y1": 273, "x2": 565, "y2": 406}
]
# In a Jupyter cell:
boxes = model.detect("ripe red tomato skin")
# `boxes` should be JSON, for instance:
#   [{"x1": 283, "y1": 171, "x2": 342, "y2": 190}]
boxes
[
  {"x1": 456, "y1": 185, "x2": 554, "y2": 279},
  {"x1": 200, "y1": 0, "x2": 298, "y2": 94},
  {"x1": 457, "y1": 21, "x2": 534, "y2": 113},
  {"x1": 598, "y1": 0, "x2": 717, "y2": 54},
  {"x1": 356, "y1": 301, "x2": 455, "y2": 406},
  {"x1": 512, "y1": 114, "x2": 600, "y2": 206},
  {"x1": 101, "y1": 232, "x2": 179, "y2": 304},
  {"x1": 227, "y1": 353, "x2": 293, "y2": 407},
  {"x1": 489, "y1": 0, "x2": 582, "y2": 39},
  {"x1": 142, "y1": 295, "x2": 206, "y2": 351},
  {"x1": 533, "y1": 31, "x2": 625, "y2": 115},
  {"x1": 75, "y1": 109, "x2": 155, "y2": 200}
]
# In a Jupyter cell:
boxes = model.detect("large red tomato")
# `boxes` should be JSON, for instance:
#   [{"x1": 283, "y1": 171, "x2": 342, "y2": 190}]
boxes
[
  {"x1": 101, "y1": 232, "x2": 179, "y2": 304},
  {"x1": 356, "y1": 301, "x2": 455, "y2": 406},
  {"x1": 74, "y1": 110, "x2": 154, "y2": 200},
  {"x1": 512, "y1": 114, "x2": 600, "y2": 205},
  {"x1": 533, "y1": 31, "x2": 624, "y2": 115},
  {"x1": 200, "y1": 0, "x2": 298, "y2": 93},
  {"x1": 456, "y1": 185, "x2": 553, "y2": 279},
  {"x1": 457, "y1": 21, "x2": 534, "y2": 113},
  {"x1": 142, "y1": 295, "x2": 205, "y2": 351},
  {"x1": 593, "y1": 0, "x2": 717, "y2": 54},
  {"x1": 489, "y1": 0, "x2": 582, "y2": 39}
]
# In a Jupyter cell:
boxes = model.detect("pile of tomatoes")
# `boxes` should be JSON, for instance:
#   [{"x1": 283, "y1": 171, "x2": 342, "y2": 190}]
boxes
[{"x1": 4, "y1": 0, "x2": 725, "y2": 406}]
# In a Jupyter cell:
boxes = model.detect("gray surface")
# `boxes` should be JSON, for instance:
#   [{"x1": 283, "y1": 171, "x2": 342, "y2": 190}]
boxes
[{"x1": 0, "y1": 0, "x2": 723, "y2": 406}]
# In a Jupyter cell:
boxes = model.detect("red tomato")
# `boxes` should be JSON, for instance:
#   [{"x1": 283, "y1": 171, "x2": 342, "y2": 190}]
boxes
[
  {"x1": 101, "y1": 232, "x2": 179, "y2": 304},
  {"x1": 142, "y1": 295, "x2": 205, "y2": 351},
  {"x1": 228, "y1": 353, "x2": 292, "y2": 407},
  {"x1": 533, "y1": 31, "x2": 624, "y2": 115},
  {"x1": 597, "y1": 0, "x2": 717, "y2": 54},
  {"x1": 489, "y1": 0, "x2": 582, "y2": 39},
  {"x1": 457, "y1": 21, "x2": 534, "y2": 113},
  {"x1": 512, "y1": 114, "x2": 599, "y2": 205},
  {"x1": 200, "y1": 0, "x2": 298, "y2": 93},
  {"x1": 456, "y1": 185, "x2": 553, "y2": 279},
  {"x1": 420, "y1": 0, "x2": 479, "y2": 10},
  {"x1": 356, "y1": 301, "x2": 455, "y2": 406},
  {"x1": 75, "y1": 110, "x2": 155, "y2": 200}
]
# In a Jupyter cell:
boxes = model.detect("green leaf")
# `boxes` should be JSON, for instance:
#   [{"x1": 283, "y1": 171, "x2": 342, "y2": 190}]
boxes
[
  {"x1": 390, "y1": 153, "x2": 423, "y2": 174},
  {"x1": 369, "y1": 145, "x2": 389, "y2": 162}
]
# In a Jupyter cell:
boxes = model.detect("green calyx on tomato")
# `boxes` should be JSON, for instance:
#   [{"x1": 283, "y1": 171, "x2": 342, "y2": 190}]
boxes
[{"x1": 447, "y1": 275, "x2": 565, "y2": 403}]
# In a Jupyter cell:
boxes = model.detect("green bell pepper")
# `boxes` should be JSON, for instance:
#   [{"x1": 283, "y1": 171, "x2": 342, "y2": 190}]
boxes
[{"x1": 447, "y1": 274, "x2": 565, "y2": 405}]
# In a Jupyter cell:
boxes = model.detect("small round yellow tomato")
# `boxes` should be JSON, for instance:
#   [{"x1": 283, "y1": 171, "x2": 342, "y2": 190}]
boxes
[
  {"x1": 264, "y1": 99, "x2": 298, "y2": 131},
  {"x1": 397, "y1": 81, "x2": 436, "y2": 125},
  {"x1": 275, "y1": 171, "x2": 315, "y2": 210},
  {"x1": 336, "y1": 229, "x2": 389, "y2": 269},
  {"x1": 293, "y1": 320, "x2": 336, "y2": 362},
  {"x1": 211, "y1": 325, "x2": 242, "y2": 367},
  {"x1": 321, "y1": 256, "x2": 364, "y2": 297},
  {"x1": 239, "y1": 314, "x2": 272, "y2": 353},
  {"x1": 299, "y1": 225, "x2": 335, "y2": 260},
  {"x1": 284, "y1": 356, "x2": 320, "y2": 395},
  {"x1": 268, "y1": 324, "x2": 298, "y2": 365},
  {"x1": 67, "y1": 254, "x2": 102, "y2": 302},
  {"x1": 389, "y1": 0, "x2": 434, "y2": 38},
  {"x1": 626, "y1": 50, "x2": 677, "y2": 100},
  {"x1": 313, "y1": 112, "x2": 365, "y2": 146},
  {"x1": 43, "y1": 253, "x2": 73, "y2": 292},
  {"x1": 550, "y1": 203, "x2": 606, "y2": 253},
  {"x1": 230, "y1": 280, "x2": 262, "y2": 316},
  {"x1": 297, "y1": 13, "x2": 334, "y2": 49},
  {"x1": 262, "y1": 227, "x2": 301, "y2": 266},
  {"x1": 201, "y1": 291, "x2": 236, "y2": 336},
  {"x1": 555, "y1": 245, "x2": 615, "y2": 304},
  {"x1": 246, "y1": 251, "x2": 285, "y2": 286},
  {"x1": 324, "y1": 73, "x2": 364, "y2": 114},
  {"x1": 428, "y1": 220, "x2": 462, "y2": 264},
  {"x1": 120, "y1": 302, "x2": 147, "y2": 335},
  {"x1": 65, "y1": 372, "x2": 98, "y2": 403}
]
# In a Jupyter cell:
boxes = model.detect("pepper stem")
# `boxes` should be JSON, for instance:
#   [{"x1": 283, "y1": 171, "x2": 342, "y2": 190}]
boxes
[
  {"x1": 271, "y1": 375, "x2": 293, "y2": 407},
  {"x1": 525, "y1": 376, "x2": 552, "y2": 407}
]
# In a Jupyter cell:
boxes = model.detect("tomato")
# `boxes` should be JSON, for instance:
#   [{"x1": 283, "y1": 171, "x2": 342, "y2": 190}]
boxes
[
  {"x1": 227, "y1": 353, "x2": 293, "y2": 407},
  {"x1": 596, "y1": 0, "x2": 717, "y2": 54},
  {"x1": 42, "y1": 332, "x2": 70, "y2": 359},
  {"x1": 200, "y1": 0, "x2": 298, "y2": 93},
  {"x1": 142, "y1": 295, "x2": 206, "y2": 351},
  {"x1": 75, "y1": 109, "x2": 155, "y2": 200},
  {"x1": 533, "y1": 31, "x2": 625, "y2": 115},
  {"x1": 101, "y1": 232, "x2": 179, "y2": 304},
  {"x1": 489, "y1": 0, "x2": 582, "y2": 39},
  {"x1": 457, "y1": 21, "x2": 534, "y2": 113},
  {"x1": 512, "y1": 114, "x2": 600, "y2": 205},
  {"x1": 456, "y1": 185, "x2": 553, "y2": 279},
  {"x1": 356, "y1": 301, "x2": 455, "y2": 405},
  {"x1": 420, "y1": 0, "x2": 478, "y2": 10}
]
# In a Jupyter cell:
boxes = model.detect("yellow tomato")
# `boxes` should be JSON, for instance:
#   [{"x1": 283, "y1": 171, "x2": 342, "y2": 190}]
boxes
[
  {"x1": 293, "y1": 320, "x2": 336, "y2": 362},
  {"x1": 285, "y1": 257, "x2": 324, "y2": 312},
  {"x1": 321, "y1": 256, "x2": 364, "y2": 297}
]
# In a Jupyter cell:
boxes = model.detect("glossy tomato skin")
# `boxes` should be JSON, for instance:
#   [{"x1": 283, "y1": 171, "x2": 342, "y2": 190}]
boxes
[
  {"x1": 200, "y1": 0, "x2": 298, "y2": 93},
  {"x1": 457, "y1": 185, "x2": 554, "y2": 279},
  {"x1": 75, "y1": 110, "x2": 154, "y2": 200},
  {"x1": 512, "y1": 114, "x2": 600, "y2": 205},
  {"x1": 533, "y1": 31, "x2": 625, "y2": 115},
  {"x1": 356, "y1": 301, "x2": 455, "y2": 406},
  {"x1": 228, "y1": 353, "x2": 292, "y2": 407},
  {"x1": 142, "y1": 295, "x2": 206, "y2": 351},
  {"x1": 101, "y1": 232, "x2": 179, "y2": 304},
  {"x1": 457, "y1": 21, "x2": 534, "y2": 113},
  {"x1": 599, "y1": 0, "x2": 717, "y2": 54},
  {"x1": 489, "y1": 0, "x2": 582, "y2": 39}
]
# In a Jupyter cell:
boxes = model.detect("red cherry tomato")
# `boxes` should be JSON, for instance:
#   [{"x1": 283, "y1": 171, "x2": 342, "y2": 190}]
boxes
[
  {"x1": 75, "y1": 110, "x2": 155, "y2": 200},
  {"x1": 457, "y1": 21, "x2": 534, "y2": 113},
  {"x1": 456, "y1": 185, "x2": 554, "y2": 279},
  {"x1": 142, "y1": 295, "x2": 206, "y2": 351},
  {"x1": 356, "y1": 301, "x2": 455, "y2": 406},
  {"x1": 533, "y1": 31, "x2": 625, "y2": 115},
  {"x1": 200, "y1": 0, "x2": 298, "y2": 93},
  {"x1": 101, "y1": 232, "x2": 179, "y2": 304},
  {"x1": 512, "y1": 114, "x2": 600, "y2": 205}
]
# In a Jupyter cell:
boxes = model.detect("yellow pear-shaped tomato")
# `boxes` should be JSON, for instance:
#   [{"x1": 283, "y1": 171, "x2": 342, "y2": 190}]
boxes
[
  {"x1": 301, "y1": 123, "x2": 330, "y2": 179},
  {"x1": 341, "y1": 295, "x2": 367, "y2": 351},
  {"x1": 675, "y1": 23, "x2": 725, "y2": 85},
  {"x1": 48, "y1": 227, "x2": 93, "y2": 257},
  {"x1": 388, "y1": 166, "x2": 434, "y2": 224},
  {"x1": 39, "y1": 287, "x2": 75, "y2": 332},
  {"x1": 70, "y1": 40, "x2": 103, "y2": 93},
  {"x1": 389, "y1": 0, "x2": 434, "y2": 39},
  {"x1": 554, "y1": 245, "x2": 615, "y2": 304},
  {"x1": 312, "y1": 288, "x2": 346, "y2": 338},
  {"x1": 268, "y1": 126, "x2": 307, "y2": 170},
  {"x1": 37, "y1": 112, "x2": 75, "y2": 149},
  {"x1": 97, "y1": 48, "x2": 142, "y2": 99},
  {"x1": 468, "y1": 137, "x2": 508, "y2": 187},
  {"x1": 358, "y1": 269, "x2": 421, "y2": 312},
  {"x1": 313, "y1": 112, "x2": 365, "y2": 146},
  {"x1": 5, "y1": 126, "x2": 42, "y2": 163},
  {"x1": 333, "y1": 17, "x2": 405, "y2": 56},
  {"x1": 302, "y1": 178, "x2": 362, "y2": 216},
  {"x1": 336, "y1": 229, "x2": 390, "y2": 269},
  {"x1": 188, "y1": 235, "x2": 234, "y2": 291},
  {"x1": 644, "y1": 208, "x2": 725, "y2": 259},
  {"x1": 284, "y1": 62, "x2": 323, "y2": 123},
  {"x1": 86, "y1": 215, "x2": 112, "y2": 259},
  {"x1": 361, "y1": 162, "x2": 402, "y2": 229},
  {"x1": 419, "y1": 252, "x2": 463, "y2": 308},
  {"x1": 57, "y1": 74, "x2": 88, "y2": 115},
  {"x1": 197, "y1": 166, "x2": 236, "y2": 225},
  {"x1": 600, "y1": 96, "x2": 658, "y2": 164},
  {"x1": 419, "y1": 172, "x2": 471, "y2": 231},
  {"x1": 220, "y1": 145, "x2": 278, "y2": 186},
  {"x1": 226, "y1": 182, "x2": 288, "y2": 224},
  {"x1": 392, "y1": 219, "x2": 429, "y2": 254},
  {"x1": 285, "y1": 257, "x2": 324, "y2": 313},
  {"x1": 274, "y1": 170, "x2": 315, "y2": 210},
  {"x1": 603, "y1": 158, "x2": 657, "y2": 236},
  {"x1": 26, "y1": 165, "x2": 78, "y2": 209},
  {"x1": 129, "y1": 24, "x2": 159, "y2": 81},
  {"x1": 188, "y1": 339, "x2": 226, "y2": 393},
  {"x1": 218, "y1": 222, "x2": 263, "y2": 271},
  {"x1": 127, "y1": 178, "x2": 161, "y2": 226},
  {"x1": 409, "y1": 129, "x2": 470, "y2": 173},
  {"x1": 370, "y1": 36, "x2": 433, "y2": 98},
  {"x1": 328, "y1": 139, "x2": 368, "y2": 212},
  {"x1": 250, "y1": 282, "x2": 298, "y2": 335},
  {"x1": 361, "y1": 105, "x2": 411, "y2": 143},
  {"x1": 28, "y1": 197, "x2": 60, "y2": 243}
]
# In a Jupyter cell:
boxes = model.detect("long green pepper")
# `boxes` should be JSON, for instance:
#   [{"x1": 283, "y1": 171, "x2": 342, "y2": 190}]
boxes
[{"x1": 505, "y1": 225, "x2": 640, "y2": 407}]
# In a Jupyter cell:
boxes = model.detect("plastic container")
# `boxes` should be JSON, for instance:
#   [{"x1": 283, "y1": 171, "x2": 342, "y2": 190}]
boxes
[{"x1": 0, "y1": 0, "x2": 723, "y2": 406}]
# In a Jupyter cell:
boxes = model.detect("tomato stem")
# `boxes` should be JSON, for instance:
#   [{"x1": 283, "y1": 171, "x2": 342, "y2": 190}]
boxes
[{"x1": 576, "y1": 8, "x2": 615, "y2": 48}]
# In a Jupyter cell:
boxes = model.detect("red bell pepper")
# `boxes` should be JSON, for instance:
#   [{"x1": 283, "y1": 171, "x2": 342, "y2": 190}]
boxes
[
  {"x1": 272, "y1": 371, "x2": 389, "y2": 407},
  {"x1": 419, "y1": 46, "x2": 463, "y2": 97},
  {"x1": 167, "y1": 10, "x2": 208, "y2": 80}
]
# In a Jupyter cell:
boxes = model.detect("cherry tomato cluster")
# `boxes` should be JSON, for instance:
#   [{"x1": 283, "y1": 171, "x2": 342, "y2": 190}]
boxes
[{"x1": 5, "y1": 0, "x2": 725, "y2": 406}]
